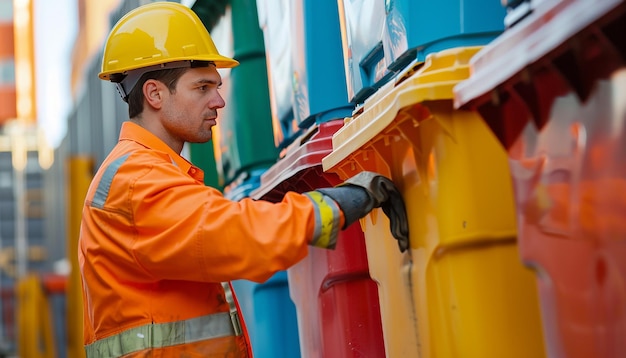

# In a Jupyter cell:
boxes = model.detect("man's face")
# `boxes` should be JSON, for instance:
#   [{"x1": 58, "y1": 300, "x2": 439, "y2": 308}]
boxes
[{"x1": 160, "y1": 65, "x2": 225, "y2": 144}]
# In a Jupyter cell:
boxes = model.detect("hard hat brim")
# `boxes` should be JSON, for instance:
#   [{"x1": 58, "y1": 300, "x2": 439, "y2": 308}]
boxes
[{"x1": 99, "y1": 56, "x2": 239, "y2": 81}]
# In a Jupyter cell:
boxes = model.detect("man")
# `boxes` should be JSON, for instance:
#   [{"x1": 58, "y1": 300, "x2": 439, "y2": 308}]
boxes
[{"x1": 79, "y1": 2, "x2": 408, "y2": 357}]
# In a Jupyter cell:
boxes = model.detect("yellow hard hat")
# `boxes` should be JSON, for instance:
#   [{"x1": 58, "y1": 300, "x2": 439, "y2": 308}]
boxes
[{"x1": 99, "y1": 2, "x2": 239, "y2": 82}]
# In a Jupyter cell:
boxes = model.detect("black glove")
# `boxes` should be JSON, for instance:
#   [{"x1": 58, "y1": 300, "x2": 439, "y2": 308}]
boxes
[{"x1": 316, "y1": 171, "x2": 409, "y2": 252}]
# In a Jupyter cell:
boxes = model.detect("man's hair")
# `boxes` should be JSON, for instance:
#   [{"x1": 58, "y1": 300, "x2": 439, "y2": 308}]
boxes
[{"x1": 127, "y1": 68, "x2": 188, "y2": 118}]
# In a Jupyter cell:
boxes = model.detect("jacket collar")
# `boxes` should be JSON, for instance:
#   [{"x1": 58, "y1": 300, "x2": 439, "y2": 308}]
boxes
[{"x1": 118, "y1": 121, "x2": 195, "y2": 175}]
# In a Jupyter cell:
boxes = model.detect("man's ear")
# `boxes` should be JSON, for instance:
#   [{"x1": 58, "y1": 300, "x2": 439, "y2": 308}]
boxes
[{"x1": 143, "y1": 79, "x2": 163, "y2": 109}]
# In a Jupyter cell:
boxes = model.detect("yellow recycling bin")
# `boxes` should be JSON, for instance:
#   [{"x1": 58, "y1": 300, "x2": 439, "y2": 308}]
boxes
[{"x1": 322, "y1": 47, "x2": 546, "y2": 358}]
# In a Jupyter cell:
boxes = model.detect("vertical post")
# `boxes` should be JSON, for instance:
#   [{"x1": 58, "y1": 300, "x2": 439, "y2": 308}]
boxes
[{"x1": 66, "y1": 156, "x2": 92, "y2": 358}]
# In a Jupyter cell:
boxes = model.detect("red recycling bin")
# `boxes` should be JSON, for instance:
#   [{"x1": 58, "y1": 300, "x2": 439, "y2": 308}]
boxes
[{"x1": 251, "y1": 120, "x2": 385, "y2": 358}]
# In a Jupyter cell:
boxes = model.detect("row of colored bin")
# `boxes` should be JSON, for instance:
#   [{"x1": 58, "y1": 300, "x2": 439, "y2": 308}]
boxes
[
  {"x1": 209, "y1": 0, "x2": 539, "y2": 357},
  {"x1": 202, "y1": 0, "x2": 609, "y2": 357},
  {"x1": 219, "y1": 0, "x2": 510, "y2": 355},
  {"x1": 250, "y1": 0, "x2": 532, "y2": 357}
]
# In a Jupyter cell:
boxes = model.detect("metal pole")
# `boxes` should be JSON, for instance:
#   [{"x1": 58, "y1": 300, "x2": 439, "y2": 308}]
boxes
[{"x1": 11, "y1": 132, "x2": 28, "y2": 279}]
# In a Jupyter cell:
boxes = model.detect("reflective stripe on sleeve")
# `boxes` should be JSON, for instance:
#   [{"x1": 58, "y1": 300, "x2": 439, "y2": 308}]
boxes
[
  {"x1": 92, "y1": 153, "x2": 132, "y2": 209},
  {"x1": 303, "y1": 191, "x2": 341, "y2": 249},
  {"x1": 84, "y1": 311, "x2": 240, "y2": 357}
]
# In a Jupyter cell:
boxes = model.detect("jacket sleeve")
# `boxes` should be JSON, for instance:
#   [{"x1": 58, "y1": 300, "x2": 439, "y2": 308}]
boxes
[{"x1": 94, "y1": 150, "x2": 339, "y2": 284}]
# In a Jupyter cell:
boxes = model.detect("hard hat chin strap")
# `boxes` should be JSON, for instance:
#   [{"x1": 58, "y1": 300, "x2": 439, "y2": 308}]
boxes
[{"x1": 113, "y1": 60, "x2": 213, "y2": 102}]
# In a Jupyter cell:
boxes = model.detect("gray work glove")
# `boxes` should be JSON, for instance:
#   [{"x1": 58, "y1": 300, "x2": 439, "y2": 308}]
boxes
[{"x1": 316, "y1": 171, "x2": 409, "y2": 252}]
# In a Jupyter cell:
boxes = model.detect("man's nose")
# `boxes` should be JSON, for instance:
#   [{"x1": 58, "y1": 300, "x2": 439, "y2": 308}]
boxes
[{"x1": 211, "y1": 92, "x2": 226, "y2": 109}]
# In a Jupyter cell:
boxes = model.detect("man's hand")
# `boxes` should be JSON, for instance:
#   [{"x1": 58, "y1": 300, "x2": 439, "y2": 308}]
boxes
[{"x1": 316, "y1": 172, "x2": 409, "y2": 252}]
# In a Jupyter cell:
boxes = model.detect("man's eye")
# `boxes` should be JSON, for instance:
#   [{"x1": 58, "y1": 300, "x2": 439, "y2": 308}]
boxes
[{"x1": 198, "y1": 85, "x2": 208, "y2": 91}]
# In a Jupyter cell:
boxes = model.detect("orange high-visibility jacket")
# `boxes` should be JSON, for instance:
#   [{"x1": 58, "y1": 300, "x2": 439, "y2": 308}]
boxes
[{"x1": 79, "y1": 121, "x2": 344, "y2": 357}]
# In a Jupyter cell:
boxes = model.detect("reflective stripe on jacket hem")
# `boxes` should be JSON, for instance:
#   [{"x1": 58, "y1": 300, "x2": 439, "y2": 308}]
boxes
[
  {"x1": 303, "y1": 191, "x2": 341, "y2": 249},
  {"x1": 84, "y1": 311, "x2": 240, "y2": 357}
]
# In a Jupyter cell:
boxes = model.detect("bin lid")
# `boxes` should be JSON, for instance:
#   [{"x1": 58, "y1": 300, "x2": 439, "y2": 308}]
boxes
[
  {"x1": 454, "y1": 0, "x2": 624, "y2": 110},
  {"x1": 251, "y1": 120, "x2": 345, "y2": 200},
  {"x1": 322, "y1": 47, "x2": 482, "y2": 171}
]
